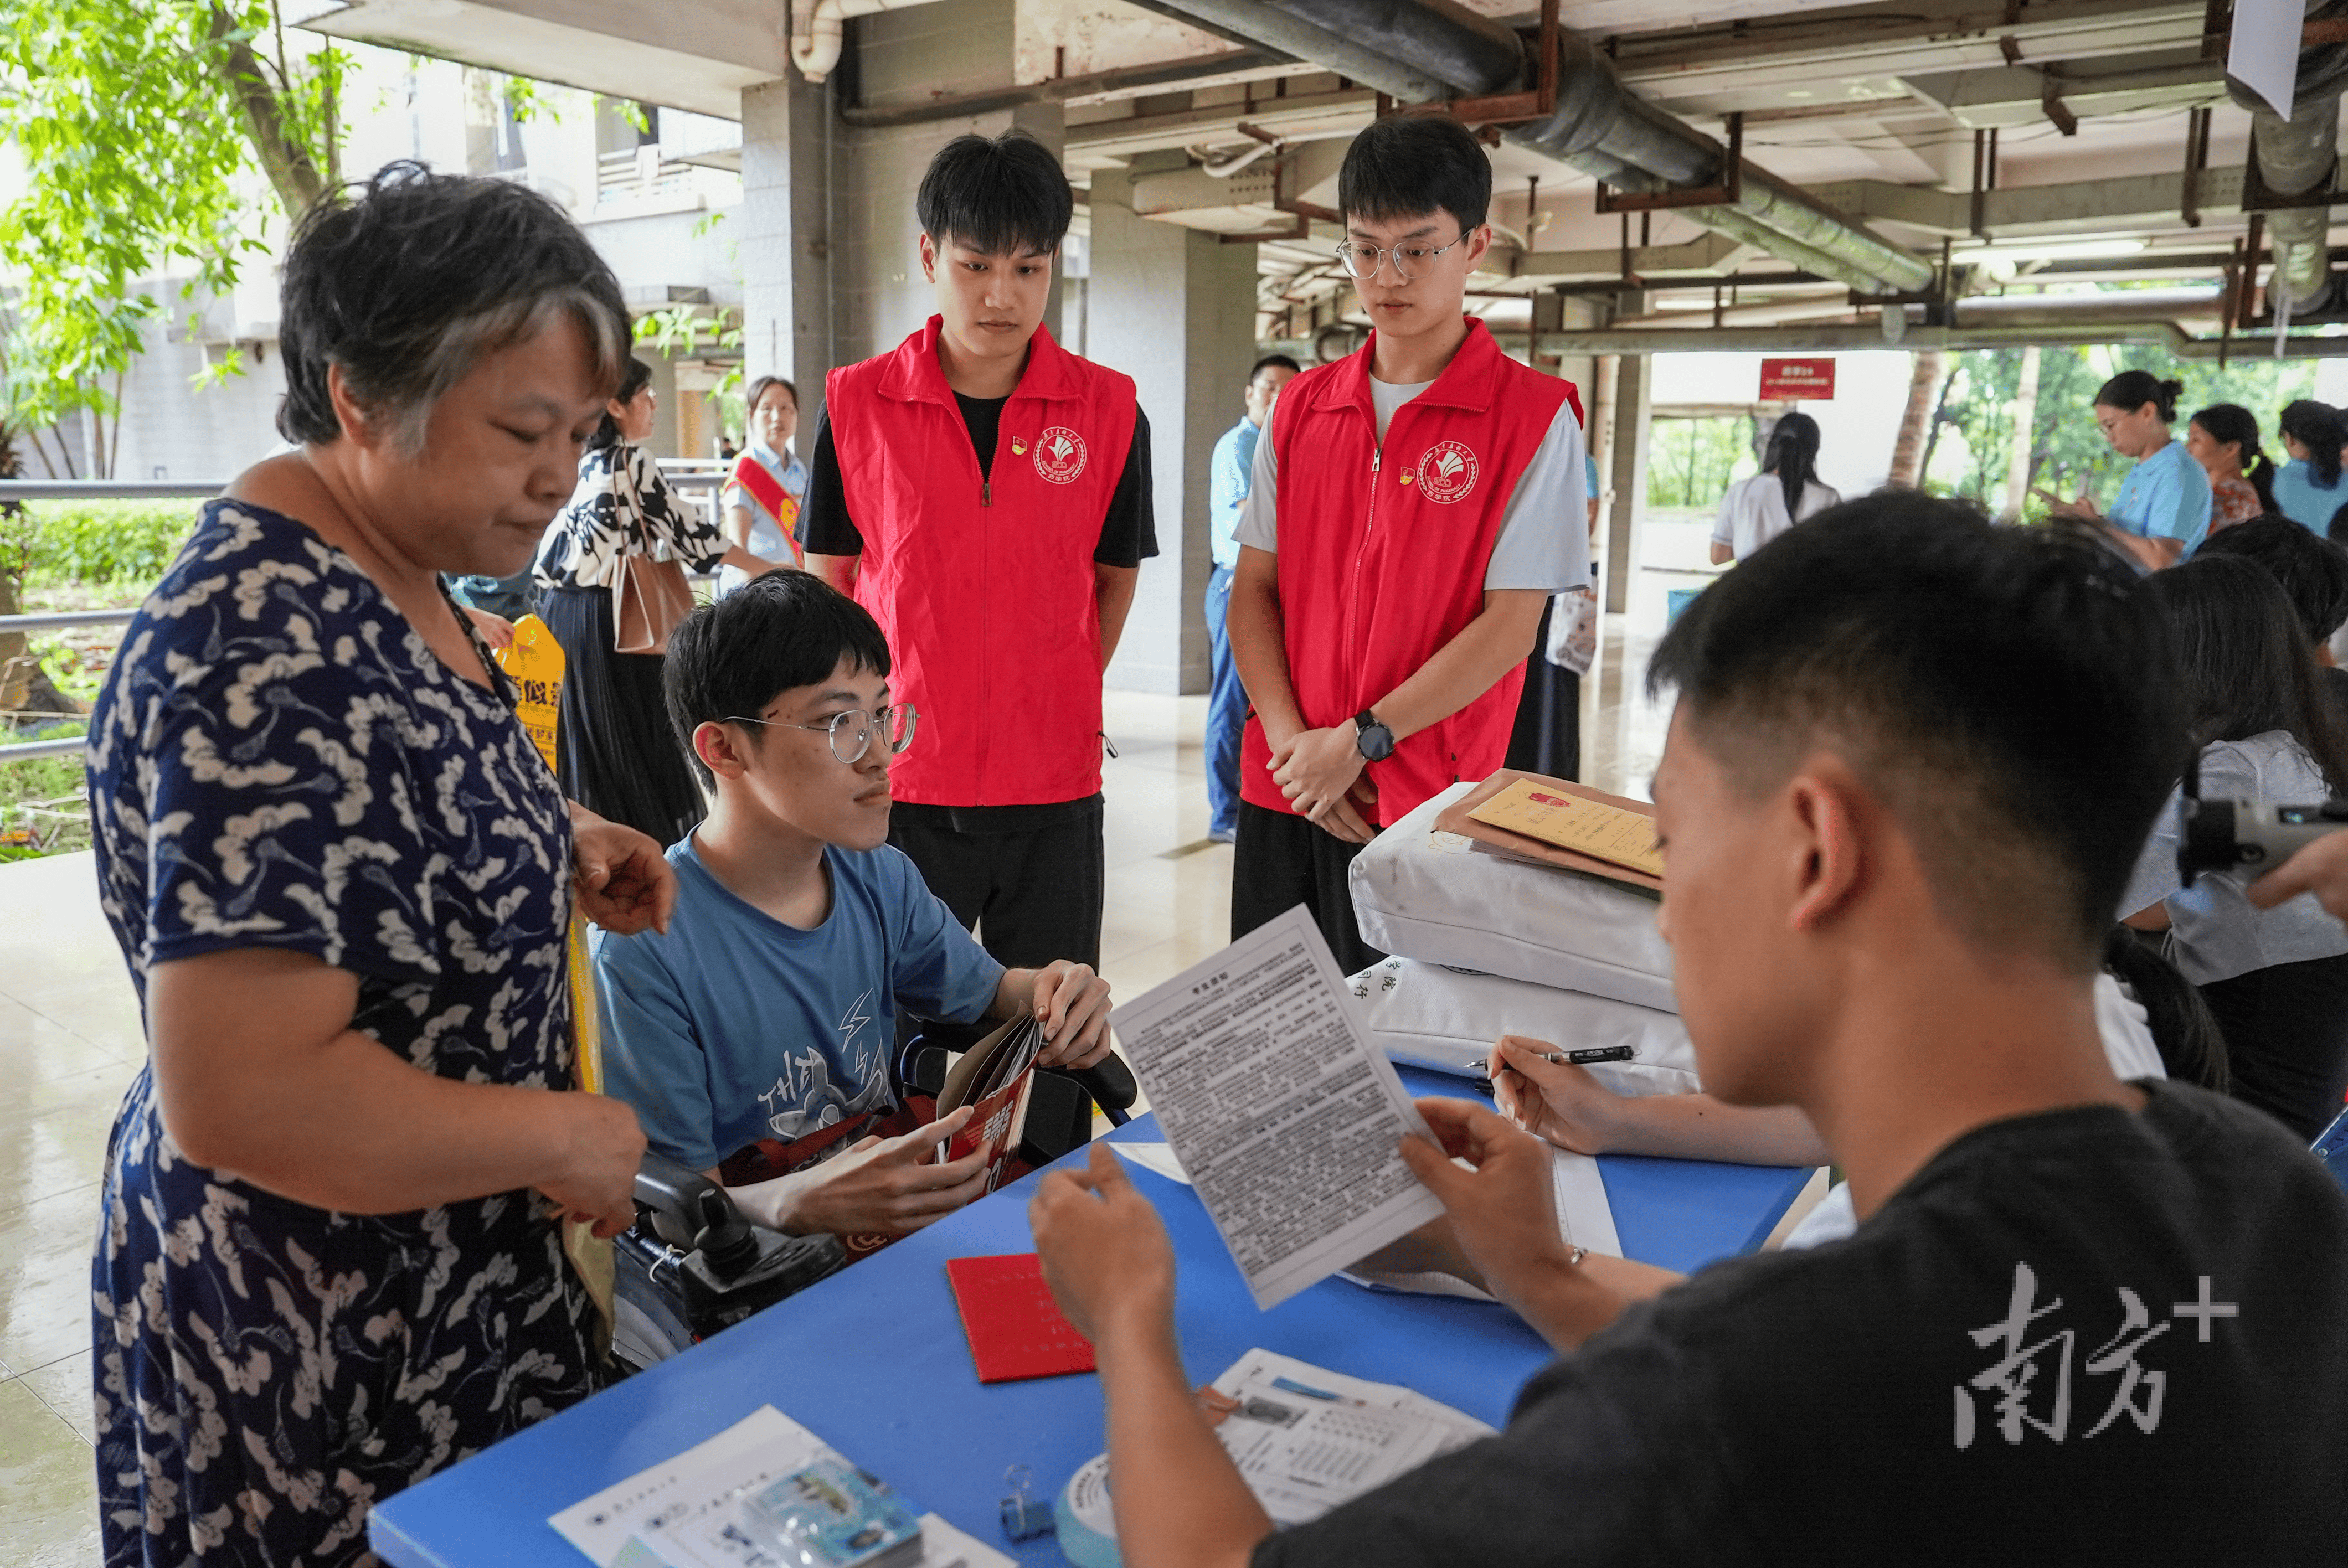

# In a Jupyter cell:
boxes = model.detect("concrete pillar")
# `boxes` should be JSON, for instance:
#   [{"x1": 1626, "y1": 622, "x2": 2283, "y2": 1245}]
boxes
[
  {"x1": 740, "y1": 70, "x2": 836, "y2": 421},
  {"x1": 739, "y1": 0, "x2": 1064, "y2": 425},
  {"x1": 1603, "y1": 332, "x2": 1653, "y2": 616},
  {"x1": 1087, "y1": 167, "x2": 1258, "y2": 695}
]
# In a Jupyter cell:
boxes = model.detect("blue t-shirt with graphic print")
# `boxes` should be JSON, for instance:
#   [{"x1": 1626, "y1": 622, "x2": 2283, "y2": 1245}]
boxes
[{"x1": 596, "y1": 835, "x2": 1004, "y2": 1171}]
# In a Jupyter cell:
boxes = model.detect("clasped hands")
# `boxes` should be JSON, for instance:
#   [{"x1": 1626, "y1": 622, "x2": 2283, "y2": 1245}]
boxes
[{"x1": 1268, "y1": 724, "x2": 1379, "y2": 843}]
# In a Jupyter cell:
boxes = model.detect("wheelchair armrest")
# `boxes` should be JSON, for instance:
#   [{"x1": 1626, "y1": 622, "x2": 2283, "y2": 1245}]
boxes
[
  {"x1": 1056, "y1": 1050, "x2": 1139, "y2": 1115},
  {"x1": 634, "y1": 1151, "x2": 763, "y2": 1281}
]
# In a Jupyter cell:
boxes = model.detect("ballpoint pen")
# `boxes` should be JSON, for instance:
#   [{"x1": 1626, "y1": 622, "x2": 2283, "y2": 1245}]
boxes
[{"x1": 1486, "y1": 1044, "x2": 1638, "y2": 1072}]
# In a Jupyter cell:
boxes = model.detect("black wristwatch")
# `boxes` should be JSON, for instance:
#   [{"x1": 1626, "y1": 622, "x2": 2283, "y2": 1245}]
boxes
[{"x1": 1353, "y1": 710, "x2": 1396, "y2": 762}]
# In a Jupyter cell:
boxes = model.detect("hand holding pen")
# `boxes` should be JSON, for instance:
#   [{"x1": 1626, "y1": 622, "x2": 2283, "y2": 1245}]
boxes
[{"x1": 1484, "y1": 1034, "x2": 1632, "y2": 1157}]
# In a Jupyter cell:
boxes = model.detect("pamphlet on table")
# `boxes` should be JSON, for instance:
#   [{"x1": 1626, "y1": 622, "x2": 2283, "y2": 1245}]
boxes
[
  {"x1": 1058, "y1": 1348, "x2": 1494, "y2": 1555},
  {"x1": 1106, "y1": 906, "x2": 1444, "y2": 1309},
  {"x1": 548, "y1": 1405, "x2": 1011, "y2": 1568}
]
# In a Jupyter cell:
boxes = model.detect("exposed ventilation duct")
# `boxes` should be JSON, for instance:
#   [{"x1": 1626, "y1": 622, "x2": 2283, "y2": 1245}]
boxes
[
  {"x1": 1151, "y1": 0, "x2": 1937, "y2": 296},
  {"x1": 2232, "y1": 8, "x2": 2348, "y2": 319}
]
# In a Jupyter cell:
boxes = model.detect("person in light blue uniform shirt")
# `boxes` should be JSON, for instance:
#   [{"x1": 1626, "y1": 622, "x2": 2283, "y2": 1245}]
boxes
[
  {"x1": 2269, "y1": 398, "x2": 2348, "y2": 534},
  {"x1": 1204, "y1": 355, "x2": 1300, "y2": 842},
  {"x1": 718, "y1": 374, "x2": 810, "y2": 595},
  {"x1": 2044, "y1": 369, "x2": 2210, "y2": 567}
]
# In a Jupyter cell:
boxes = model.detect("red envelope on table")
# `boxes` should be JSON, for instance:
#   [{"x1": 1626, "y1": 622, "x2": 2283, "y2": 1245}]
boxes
[{"x1": 945, "y1": 1254, "x2": 1098, "y2": 1383}]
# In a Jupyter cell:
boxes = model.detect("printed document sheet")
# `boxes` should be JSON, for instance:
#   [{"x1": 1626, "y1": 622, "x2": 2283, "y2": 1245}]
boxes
[
  {"x1": 1109, "y1": 906, "x2": 1444, "y2": 1309},
  {"x1": 1204, "y1": 1350, "x2": 1494, "y2": 1526}
]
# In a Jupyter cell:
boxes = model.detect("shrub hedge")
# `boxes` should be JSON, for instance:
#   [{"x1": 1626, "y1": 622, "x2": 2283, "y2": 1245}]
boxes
[{"x1": 8, "y1": 500, "x2": 201, "y2": 587}]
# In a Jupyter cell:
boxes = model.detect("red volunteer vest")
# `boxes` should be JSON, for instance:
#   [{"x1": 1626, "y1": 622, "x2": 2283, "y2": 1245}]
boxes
[
  {"x1": 1240, "y1": 321, "x2": 1578, "y2": 828},
  {"x1": 825, "y1": 318, "x2": 1138, "y2": 806}
]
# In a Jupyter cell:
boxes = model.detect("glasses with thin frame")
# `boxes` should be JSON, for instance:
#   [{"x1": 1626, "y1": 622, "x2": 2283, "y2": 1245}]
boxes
[
  {"x1": 723, "y1": 704, "x2": 917, "y2": 765},
  {"x1": 1332, "y1": 232, "x2": 1470, "y2": 282}
]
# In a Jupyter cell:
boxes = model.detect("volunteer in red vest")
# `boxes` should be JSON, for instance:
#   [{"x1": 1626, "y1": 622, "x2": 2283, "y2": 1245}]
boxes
[
  {"x1": 1227, "y1": 115, "x2": 1589, "y2": 973},
  {"x1": 718, "y1": 373, "x2": 808, "y2": 594},
  {"x1": 802, "y1": 131, "x2": 1156, "y2": 976}
]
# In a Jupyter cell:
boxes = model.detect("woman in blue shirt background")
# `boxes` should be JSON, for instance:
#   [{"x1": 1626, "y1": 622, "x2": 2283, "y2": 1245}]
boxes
[
  {"x1": 2269, "y1": 398, "x2": 2347, "y2": 534},
  {"x1": 2042, "y1": 369, "x2": 2210, "y2": 569}
]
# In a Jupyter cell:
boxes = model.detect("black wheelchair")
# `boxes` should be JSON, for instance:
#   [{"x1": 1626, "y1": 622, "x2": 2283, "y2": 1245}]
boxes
[{"x1": 611, "y1": 1044, "x2": 1137, "y2": 1374}]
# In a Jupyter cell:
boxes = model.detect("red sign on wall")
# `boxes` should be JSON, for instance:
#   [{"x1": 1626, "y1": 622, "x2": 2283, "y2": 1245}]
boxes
[{"x1": 1759, "y1": 358, "x2": 1836, "y2": 401}]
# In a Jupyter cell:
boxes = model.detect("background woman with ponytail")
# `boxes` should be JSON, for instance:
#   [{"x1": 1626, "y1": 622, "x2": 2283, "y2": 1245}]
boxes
[
  {"x1": 1708, "y1": 410, "x2": 1837, "y2": 564},
  {"x1": 2042, "y1": 369, "x2": 2210, "y2": 569},
  {"x1": 2271, "y1": 398, "x2": 2348, "y2": 533},
  {"x1": 2185, "y1": 403, "x2": 2276, "y2": 534}
]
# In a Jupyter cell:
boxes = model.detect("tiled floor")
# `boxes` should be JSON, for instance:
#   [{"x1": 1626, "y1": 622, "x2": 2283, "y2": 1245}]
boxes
[
  {"x1": 0, "y1": 850, "x2": 143, "y2": 1568},
  {"x1": 0, "y1": 584, "x2": 1680, "y2": 1563}
]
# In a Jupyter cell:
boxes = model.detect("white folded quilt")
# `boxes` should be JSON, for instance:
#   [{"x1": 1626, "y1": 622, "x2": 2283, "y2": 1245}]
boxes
[
  {"x1": 1348, "y1": 782, "x2": 1678, "y2": 1012},
  {"x1": 1349, "y1": 956, "x2": 1701, "y2": 1098}
]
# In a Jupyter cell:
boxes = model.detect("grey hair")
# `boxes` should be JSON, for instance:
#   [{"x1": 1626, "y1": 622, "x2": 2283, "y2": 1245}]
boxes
[{"x1": 276, "y1": 162, "x2": 632, "y2": 454}]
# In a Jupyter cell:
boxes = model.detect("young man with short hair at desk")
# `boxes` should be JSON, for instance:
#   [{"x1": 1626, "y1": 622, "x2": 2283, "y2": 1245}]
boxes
[
  {"x1": 1227, "y1": 115, "x2": 1587, "y2": 972},
  {"x1": 1032, "y1": 492, "x2": 2348, "y2": 1564},
  {"x1": 595, "y1": 572, "x2": 1112, "y2": 1244},
  {"x1": 801, "y1": 130, "x2": 1154, "y2": 979}
]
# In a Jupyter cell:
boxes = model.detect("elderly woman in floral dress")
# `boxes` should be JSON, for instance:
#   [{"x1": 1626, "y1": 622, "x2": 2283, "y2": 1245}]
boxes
[{"x1": 84, "y1": 163, "x2": 672, "y2": 1566}]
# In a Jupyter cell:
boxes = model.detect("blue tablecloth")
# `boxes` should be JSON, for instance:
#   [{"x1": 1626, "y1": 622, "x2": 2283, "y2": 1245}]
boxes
[{"x1": 369, "y1": 1069, "x2": 1814, "y2": 1567}]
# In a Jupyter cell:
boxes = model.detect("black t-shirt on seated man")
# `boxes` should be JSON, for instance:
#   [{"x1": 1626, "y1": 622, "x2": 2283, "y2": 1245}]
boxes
[{"x1": 1255, "y1": 1080, "x2": 2348, "y2": 1568}]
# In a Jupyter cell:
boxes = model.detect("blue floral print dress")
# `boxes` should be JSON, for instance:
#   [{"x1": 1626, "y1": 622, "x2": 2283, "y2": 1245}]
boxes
[{"x1": 85, "y1": 500, "x2": 600, "y2": 1565}]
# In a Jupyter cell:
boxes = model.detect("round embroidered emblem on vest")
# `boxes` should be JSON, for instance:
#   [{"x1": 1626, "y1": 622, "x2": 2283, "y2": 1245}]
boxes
[
  {"x1": 1417, "y1": 440, "x2": 1479, "y2": 504},
  {"x1": 1034, "y1": 426, "x2": 1088, "y2": 484}
]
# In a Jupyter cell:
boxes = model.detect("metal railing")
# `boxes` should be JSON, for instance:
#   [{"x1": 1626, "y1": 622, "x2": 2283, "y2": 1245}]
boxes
[{"x1": 1, "y1": 469, "x2": 730, "y2": 765}]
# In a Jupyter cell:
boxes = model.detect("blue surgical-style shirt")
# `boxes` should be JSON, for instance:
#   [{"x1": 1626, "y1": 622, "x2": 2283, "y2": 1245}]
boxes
[
  {"x1": 2107, "y1": 439, "x2": 2212, "y2": 556},
  {"x1": 1209, "y1": 416, "x2": 1262, "y2": 570},
  {"x1": 595, "y1": 837, "x2": 1003, "y2": 1171},
  {"x1": 2272, "y1": 458, "x2": 2346, "y2": 535}
]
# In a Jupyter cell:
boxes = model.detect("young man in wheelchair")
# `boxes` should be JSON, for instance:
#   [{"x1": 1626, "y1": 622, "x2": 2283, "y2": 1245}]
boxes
[{"x1": 595, "y1": 570, "x2": 1115, "y2": 1255}]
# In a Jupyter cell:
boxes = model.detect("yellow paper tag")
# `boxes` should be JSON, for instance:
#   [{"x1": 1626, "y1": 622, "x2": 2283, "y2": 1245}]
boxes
[
  {"x1": 495, "y1": 613, "x2": 565, "y2": 775},
  {"x1": 1468, "y1": 778, "x2": 1664, "y2": 877}
]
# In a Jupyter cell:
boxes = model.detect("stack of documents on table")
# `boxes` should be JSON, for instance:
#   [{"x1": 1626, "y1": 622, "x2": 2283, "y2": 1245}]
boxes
[
  {"x1": 1349, "y1": 781, "x2": 1677, "y2": 1010},
  {"x1": 1346, "y1": 780, "x2": 1699, "y2": 1100},
  {"x1": 549, "y1": 1405, "x2": 1011, "y2": 1568}
]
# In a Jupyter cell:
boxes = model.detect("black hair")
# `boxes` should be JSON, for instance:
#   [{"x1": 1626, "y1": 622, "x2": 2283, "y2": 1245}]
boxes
[
  {"x1": 1249, "y1": 354, "x2": 1302, "y2": 382},
  {"x1": 2144, "y1": 553, "x2": 2348, "y2": 793},
  {"x1": 2330, "y1": 500, "x2": 2348, "y2": 545},
  {"x1": 915, "y1": 131, "x2": 1072, "y2": 256},
  {"x1": 2278, "y1": 398, "x2": 2346, "y2": 488},
  {"x1": 1761, "y1": 410, "x2": 1822, "y2": 525},
  {"x1": 665, "y1": 570, "x2": 894, "y2": 787},
  {"x1": 2194, "y1": 515, "x2": 2348, "y2": 644},
  {"x1": 744, "y1": 374, "x2": 797, "y2": 414},
  {"x1": 586, "y1": 357, "x2": 656, "y2": 453},
  {"x1": 1649, "y1": 490, "x2": 2189, "y2": 966},
  {"x1": 277, "y1": 162, "x2": 630, "y2": 451},
  {"x1": 2094, "y1": 370, "x2": 2182, "y2": 425},
  {"x1": 2104, "y1": 927, "x2": 2230, "y2": 1093},
  {"x1": 2189, "y1": 403, "x2": 2278, "y2": 513},
  {"x1": 1337, "y1": 115, "x2": 1491, "y2": 234},
  {"x1": 742, "y1": 375, "x2": 799, "y2": 448}
]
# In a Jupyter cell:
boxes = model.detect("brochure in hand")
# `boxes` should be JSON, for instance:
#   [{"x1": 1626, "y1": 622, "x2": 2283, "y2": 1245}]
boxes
[{"x1": 926, "y1": 1013, "x2": 1046, "y2": 1195}]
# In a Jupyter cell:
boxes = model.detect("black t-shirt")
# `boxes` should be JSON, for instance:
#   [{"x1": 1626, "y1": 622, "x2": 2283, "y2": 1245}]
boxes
[
  {"x1": 799, "y1": 399, "x2": 1158, "y2": 568},
  {"x1": 1255, "y1": 1081, "x2": 2348, "y2": 1568}
]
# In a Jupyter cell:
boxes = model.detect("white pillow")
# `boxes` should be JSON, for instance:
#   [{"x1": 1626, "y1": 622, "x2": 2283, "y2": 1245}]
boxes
[
  {"x1": 1348, "y1": 957, "x2": 1701, "y2": 1098},
  {"x1": 1348, "y1": 783, "x2": 1678, "y2": 1012}
]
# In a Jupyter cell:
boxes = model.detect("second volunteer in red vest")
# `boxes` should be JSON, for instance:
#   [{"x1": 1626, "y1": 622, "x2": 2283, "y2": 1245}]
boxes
[
  {"x1": 802, "y1": 131, "x2": 1156, "y2": 978},
  {"x1": 1227, "y1": 115, "x2": 1591, "y2": 973}
]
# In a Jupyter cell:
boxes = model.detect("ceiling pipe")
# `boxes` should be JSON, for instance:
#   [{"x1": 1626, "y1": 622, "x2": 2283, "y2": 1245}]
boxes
[
  {"x1": 1149, "y1": 0, "x2": 1936, "y2": 296},
  {"x1": 1535, "y1": 319, "x2": 2348, "y2": 359},
  {"x1": 2231, "y1": 4, "x2": 2348, "y2": 317},
  {"x1": 792, "y1": 0, "x2": 953, "y2": 85},
  {"x1": 839, "y1": 48, "x2": 1284, "y2": 128}
]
